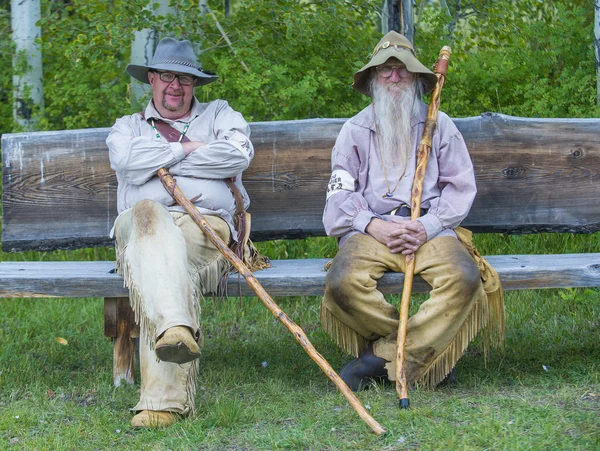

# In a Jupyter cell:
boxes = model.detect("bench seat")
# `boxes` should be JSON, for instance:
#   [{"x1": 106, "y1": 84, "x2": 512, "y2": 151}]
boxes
[
  {"x1": 2, "y1": 253, "x2": 600, "y2": 299},
  {"x1": 3, "y1": 113, "x2": 600, "y2": 386}
]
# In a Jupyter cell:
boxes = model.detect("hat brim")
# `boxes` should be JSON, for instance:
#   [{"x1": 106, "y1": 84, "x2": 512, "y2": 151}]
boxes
[
  {"x1": 126, "y1": 64, "x2": 218, "y2": 87},
  {"x1": 352, "y1": 47, "x2": 437, "y2": 96}
]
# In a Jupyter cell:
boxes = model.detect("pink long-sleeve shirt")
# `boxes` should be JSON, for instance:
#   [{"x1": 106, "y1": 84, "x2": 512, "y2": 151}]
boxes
[{"x1": 323, "y1": 101, "x2": 476, "y2": 247}]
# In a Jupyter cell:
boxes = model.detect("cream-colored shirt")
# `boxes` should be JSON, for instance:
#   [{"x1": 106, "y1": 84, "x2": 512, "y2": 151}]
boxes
[{"x1": 106, "y1": 97, "x2": 253, "y2": 240}]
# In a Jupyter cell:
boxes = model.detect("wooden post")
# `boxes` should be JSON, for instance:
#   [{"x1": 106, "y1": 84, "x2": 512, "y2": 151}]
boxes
[
  {"x1": 400, "y1": 0, "x2": 414, "y2": 43},
  {"x1": 383, "y1": 0, "x2": 414, "y2": 43},
  {"x1": 104, "y1": 297, "x2": 138, "y2": 387}
]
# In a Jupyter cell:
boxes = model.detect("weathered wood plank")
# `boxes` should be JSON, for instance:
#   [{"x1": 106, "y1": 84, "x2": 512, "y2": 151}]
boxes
[
  {"x1": 3, "y1": 114, "x2": 600, "y2": 251},
  {"x1": 1, "y1": 254, "x2": 600, "y2": 299},
  {"x1": 110, "y1": 297, "x2": 136, "y2": 387},
  {"x1": 460, "y1": 114, "x2": 600, "y2": 234}
]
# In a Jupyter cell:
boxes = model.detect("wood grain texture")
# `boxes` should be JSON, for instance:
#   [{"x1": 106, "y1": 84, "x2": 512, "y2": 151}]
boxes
[
  {"x1": 1, "y1": 254, "x2": 600, "y2": 299},
  {"x1": 112, "y1": 297, "x2": 136, "y2": 387},
  {"x1": 3, "y1": 114, "x2": 600, "y2": 252},
  {"x1": 104, "y1": 297, "x2": 117, "y2": 337}
]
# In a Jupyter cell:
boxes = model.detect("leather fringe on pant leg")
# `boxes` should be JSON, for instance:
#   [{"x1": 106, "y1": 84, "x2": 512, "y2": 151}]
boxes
[
  {"x1": 320, "y1": 302, "x2": 369, "y2": 358},
  {"x1": 415, "y1": 229, "x2": 506, "y2": 388},
  {"x1": 185, "y1": 360, "x2": 199, "y2": 415},
  {"x1": 116, "y1": 242, "x2": 226, "y2": 414},
  {"x1": 415, "y1": 283, "x2": 504, "y2": 388},
  {"x1": 455, "y1": 227, "x2": 506, "y2": 353},
  {"x1": 115, "y1": 241, "x2": 158, "y2": 348}
]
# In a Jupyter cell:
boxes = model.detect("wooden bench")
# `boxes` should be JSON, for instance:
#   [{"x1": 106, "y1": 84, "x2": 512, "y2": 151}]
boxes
[{"x1": 3, "y1": 113, "x2": 600, "y2": 386}]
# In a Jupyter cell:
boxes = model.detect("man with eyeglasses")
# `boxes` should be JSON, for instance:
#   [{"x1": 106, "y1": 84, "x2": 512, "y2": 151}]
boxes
[
  {"x1": 106, "y1": 37, "x2": 266, "y2": 428},
  {"x1": 321, "y1": 32, "x2": 504, "y2": 393}
]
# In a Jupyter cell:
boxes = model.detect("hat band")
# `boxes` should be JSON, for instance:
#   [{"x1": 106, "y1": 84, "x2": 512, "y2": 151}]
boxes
[
  {"x1": 153, "y1": 59, "x2": 198, "y2": 69},
  {"x1": 372, "y1": 42, "x2": 415, "y2": 58}
]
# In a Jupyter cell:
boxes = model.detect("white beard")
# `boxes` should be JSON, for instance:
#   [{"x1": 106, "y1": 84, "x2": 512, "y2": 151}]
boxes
[{"x1": 371, "y1": 79, "x2": 417, "y2": 173}]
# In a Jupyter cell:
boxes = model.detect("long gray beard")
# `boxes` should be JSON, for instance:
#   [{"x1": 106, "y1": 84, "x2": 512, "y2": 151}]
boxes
[{"x1": 371, "y1": 79, "x2": 417, "y2": 173}]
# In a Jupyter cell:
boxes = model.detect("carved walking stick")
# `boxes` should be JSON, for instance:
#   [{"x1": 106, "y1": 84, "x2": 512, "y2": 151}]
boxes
[
  {"x1": 395, "y1": 46, "x2": 452, "y2": 409},
  {"x1": 157, "y1": 168, "x2": 385, "y2": 435}
]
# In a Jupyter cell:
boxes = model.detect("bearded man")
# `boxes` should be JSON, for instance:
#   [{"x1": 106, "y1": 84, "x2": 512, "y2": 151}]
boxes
[{"x1": 321, "y1": 31, "x2": 504, "y2": 391}]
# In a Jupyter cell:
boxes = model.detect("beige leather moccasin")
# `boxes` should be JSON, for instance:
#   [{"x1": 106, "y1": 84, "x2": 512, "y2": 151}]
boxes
[
  {"x1": 131, "y1": 410, "x2": 178, "y2": 428},
  {"x1": 154, "y1": 326, "x2": 201, "y2": 364}
]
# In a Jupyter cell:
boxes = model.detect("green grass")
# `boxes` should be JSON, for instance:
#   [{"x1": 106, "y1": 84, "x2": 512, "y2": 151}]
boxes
[{"x1": 1, "y1": 234, "x2": 599, "y2": 449}]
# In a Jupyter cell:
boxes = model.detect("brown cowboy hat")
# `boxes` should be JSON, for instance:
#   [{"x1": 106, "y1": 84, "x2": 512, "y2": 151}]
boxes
[{"x1": 352, "y1": 31, "x2": 437, "y2": 96}]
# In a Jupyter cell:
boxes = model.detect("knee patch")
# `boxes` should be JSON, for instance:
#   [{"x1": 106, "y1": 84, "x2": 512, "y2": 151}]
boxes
[
  {"x1": 326, "y1": 260, "x2": 355, "y2": 295},
  {"x1": 456, "y1": 258, "x2": 482, "y2": 294},
  {"x1": 133, "y1": 200, "x2": 164, "y2": 237}
]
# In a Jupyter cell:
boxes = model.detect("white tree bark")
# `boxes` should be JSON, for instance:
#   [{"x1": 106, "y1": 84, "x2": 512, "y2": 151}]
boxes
[
  {"x1": 200, "y1": 0, "x2": 208, "y2": 17},
  {"x1": 595, "y1": 0, "x2": 600, "y2": 106},
  {"x1": 11, "y1": 0, "x2": 44, "y2": 129},
  {"x1": 130, "y1": 0, "x2": 174, "y2": 107}
]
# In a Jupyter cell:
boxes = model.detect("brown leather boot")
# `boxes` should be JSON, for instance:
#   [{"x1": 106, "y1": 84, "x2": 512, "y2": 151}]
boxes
[
  {"x1": 339, "y1": 343, "x2": 389, "y2": 391},
  {"x1": 131, "y1": 410, "x2": 178, "y2": 428},
  {"x1": 155, "y1": 326, "x2": 200, "y2": 364}
]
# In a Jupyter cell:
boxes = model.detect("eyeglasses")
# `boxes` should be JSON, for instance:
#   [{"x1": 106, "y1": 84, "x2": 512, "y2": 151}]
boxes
[
  {"x1": 153, "y1": 71, "x2": 196, "y2": 86},
  {"x1": 375, "y1": 64, "x2": 410, "y2": 78}
]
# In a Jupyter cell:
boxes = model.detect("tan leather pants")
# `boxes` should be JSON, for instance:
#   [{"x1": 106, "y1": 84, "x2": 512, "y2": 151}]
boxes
[
  {"x1": 321, "y1": 232, "x2": 487, "y2": 387},
  {"x1": 114, "y1": 199, "x2": 231, "y2": 414}
]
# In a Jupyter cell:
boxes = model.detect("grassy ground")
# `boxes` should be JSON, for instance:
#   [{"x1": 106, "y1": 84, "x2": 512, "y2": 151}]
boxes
[{"x1": 0, "y1": 235, "x2": 599, "y2": 450}]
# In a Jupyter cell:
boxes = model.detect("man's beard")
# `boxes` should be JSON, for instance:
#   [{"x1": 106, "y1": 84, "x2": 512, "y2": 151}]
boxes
[
  {"x1": 162, "y1": 91, "x2": 185, "y2": 112},
  {"x1": 371, "y1": 78, "x2": 417, "y2": 173}
]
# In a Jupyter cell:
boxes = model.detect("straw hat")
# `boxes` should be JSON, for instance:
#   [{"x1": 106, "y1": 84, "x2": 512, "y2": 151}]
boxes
[
  {"x1": 353, "y1": 31, "x2": 436, "y2": 96},
  {"x1": 126, "y1": 37, "x2": 217, "y2": 87}
]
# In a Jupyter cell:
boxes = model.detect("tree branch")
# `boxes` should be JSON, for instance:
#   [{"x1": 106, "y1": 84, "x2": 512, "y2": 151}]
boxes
[{"x1": 206, "y1": 7, "x2": 250, "y2": 73}]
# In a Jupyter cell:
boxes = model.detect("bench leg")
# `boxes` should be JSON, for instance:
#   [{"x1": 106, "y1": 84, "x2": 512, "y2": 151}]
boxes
[{"x1": 104, "y1": 297, "x2": 139, "y2": 387}]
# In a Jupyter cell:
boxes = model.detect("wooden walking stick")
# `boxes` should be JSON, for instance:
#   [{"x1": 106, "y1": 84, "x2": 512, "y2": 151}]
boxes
[
  {"x1": 157, "y1": 168, "x2": 386, "y2": 435},
  {"x1": 395, "y1": 46, "x2": 452, "y2": 409}
]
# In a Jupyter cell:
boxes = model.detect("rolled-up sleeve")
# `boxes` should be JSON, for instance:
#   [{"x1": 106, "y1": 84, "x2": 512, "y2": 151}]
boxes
[{"x1": 107, "y1": 116, "x2": 186, "y2": 185}]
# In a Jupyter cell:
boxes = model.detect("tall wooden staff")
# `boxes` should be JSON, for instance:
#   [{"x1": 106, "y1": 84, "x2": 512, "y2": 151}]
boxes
[
  {"x1": 395, "y1": 46, "x2": 452, "y2": 409},
  {"x1": 157, "y1": 168, "x2": 386, "y2": 435}
]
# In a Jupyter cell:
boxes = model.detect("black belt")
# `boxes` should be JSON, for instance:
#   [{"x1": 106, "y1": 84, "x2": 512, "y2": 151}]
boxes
[{"x1": 388, "y1": 205, "x2": 428, "y2": 217}]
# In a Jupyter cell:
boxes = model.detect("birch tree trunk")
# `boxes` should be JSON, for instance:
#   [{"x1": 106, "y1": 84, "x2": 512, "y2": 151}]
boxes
[
  {"x1": 11, "y1": 0, "x2": 44, "y2": 129},
  {"x1": 595, "y1": 0, "x2": 600, "y2": 106},
  {"x1": 130, "y1": 0, "x2": 174, "y2": 107}
]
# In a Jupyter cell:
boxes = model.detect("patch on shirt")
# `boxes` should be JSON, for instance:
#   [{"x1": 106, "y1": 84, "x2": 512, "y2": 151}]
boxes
[{"x1": 326, "y1": 170, "x2": 355, "y2": 199}]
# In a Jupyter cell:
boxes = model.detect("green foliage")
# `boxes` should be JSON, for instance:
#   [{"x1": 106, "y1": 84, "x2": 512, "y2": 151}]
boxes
[
  {"x1": 0, "y1": 6, "x2": 14, "y2": 134},
  {"x1": 36, "y1": 0, "x2": 158, "y2": 130},
  {"x1": 166, "y1": 0, "x2": 382, "y2": 121},
  {"x1": 1, "y1": 0, "x2": 599, "y2": 132},
  {"x1": 416, "y1": 0, "x2": 599, "y2": 118}
]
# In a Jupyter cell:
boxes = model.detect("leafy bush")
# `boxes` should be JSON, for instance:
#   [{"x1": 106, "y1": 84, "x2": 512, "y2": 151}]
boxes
[
  {"x1": 416, "y1": 0, "x2": 599, "y2": 118},
  {"x1": 0, "y1": 0, "x2": 598, "y2": 133}
]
